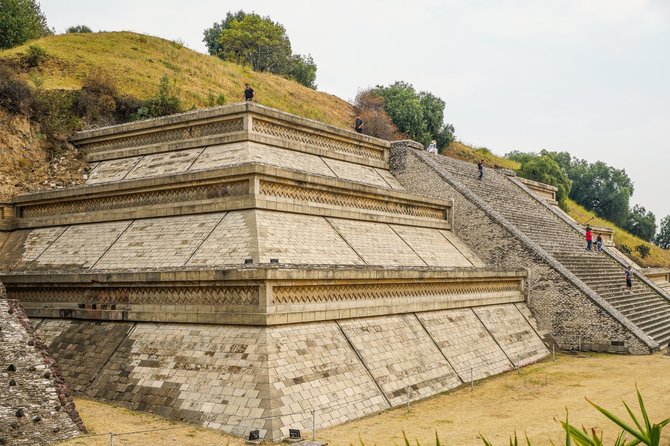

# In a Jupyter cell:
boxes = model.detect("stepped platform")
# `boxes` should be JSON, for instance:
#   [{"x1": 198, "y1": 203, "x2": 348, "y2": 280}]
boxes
[
  {"x1": 0, "y1": 104, "x2": 548, "y2": 441},
  {"x1": 391, "y1": 143, "x2": 670, "y2": 352}
]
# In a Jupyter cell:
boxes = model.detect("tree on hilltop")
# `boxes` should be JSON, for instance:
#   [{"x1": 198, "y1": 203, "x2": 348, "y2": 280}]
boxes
[
  {"x1": 66, "y1": 25, "x2": 92, "y2": 33},
  {"x1": 624, "y1": 204, "x2": 656, "y2": 242},
  {"x1": 353, "y1": 90, "x2": 404, "y2": 140},
  {"x1": 203, "y1": 11, "x2": 317, "y2": 89},
  {"x1": 0, "y1": 0, "x2": 51, "y2": 49},
  {"x1": 373, "y1": 81, "x2": 455, "y2": 150},
  {"x1": 655, "y1": 216, "x2": 670, "y2": 249}
]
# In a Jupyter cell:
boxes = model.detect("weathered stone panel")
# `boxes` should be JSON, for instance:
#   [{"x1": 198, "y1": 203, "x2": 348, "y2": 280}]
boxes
[
  {"x1": 391, "y1": 225, "x2": 476, "y2": 267},
  {"x1": 40, "y1": 320, "x2": 135, "y2": 393},
  {"x1": 256, "y1": 211, "x2": 364, "y2": 265},
  {"x1": 327, "y1": 219, "x2": 425, "y2": 266},
  {"x1": 474, "y1": 304, "x2": 549, "y2": 366},
  {"x1": 338, "y1": 314, "x2": 462, "y2": 405},
  {"x1": 417, "y1": 309, "x2": 513, "y2": 381},
  {"x1": 265, "y1": 323, "x2": 388, "y2": 439},
  {"x1": 94, "y1": 213, "x2": 225, "y2": 269},
  {"x1": 29, "y1": 221, "x2": 131, "y2": 270}
]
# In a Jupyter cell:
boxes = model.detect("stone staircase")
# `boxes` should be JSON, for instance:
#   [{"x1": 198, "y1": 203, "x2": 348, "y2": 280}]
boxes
[{"x1": 423, "y1": 153, "x2": 670, "y2": 348}]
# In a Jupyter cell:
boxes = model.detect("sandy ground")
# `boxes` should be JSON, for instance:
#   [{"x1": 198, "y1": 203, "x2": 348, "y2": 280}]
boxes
[{"x1": 55, "y1": 352, "x2": 670, "y2": 446}]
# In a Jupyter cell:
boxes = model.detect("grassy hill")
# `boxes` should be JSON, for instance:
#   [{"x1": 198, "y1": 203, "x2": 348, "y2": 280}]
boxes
[{"x1": 0, "y1": 31, "x2": 354, "y2": 128}]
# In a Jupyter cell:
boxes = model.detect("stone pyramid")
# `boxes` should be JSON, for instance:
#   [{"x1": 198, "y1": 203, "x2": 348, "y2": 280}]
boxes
[{"x1": 0, "y1": 103, "x2": 548, "y2": 440}]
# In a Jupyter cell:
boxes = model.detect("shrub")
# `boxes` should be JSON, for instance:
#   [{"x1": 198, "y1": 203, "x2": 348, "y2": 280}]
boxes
[
  {"x1": 33, "y1": 89, "x2": 80, "y2": 140},
  {"x1": 619, "y1": 243, "x2": 632, "y2": 255},
  {"x1": 66, "y1": 25, "x2": 92, "y2": 33},
  {"x1": 76, "y1": 72, "x2": 119, "y2": 125},
  {"x1": 132, "y1": 74, "x2": 182, "y2": 120},
  {"x1": 635, "y1": 244, "x2": 651, "y2": 259},
  {"x1": 353, "y1": 89, "x2": 404, "y2": 140},
  {"x1": 23, "y1": 44, "x2": 48, "y2": 67},
  {"x1": 206, "y1": 91, "x2": 226, "y2": 107},
  {"x1": 0, "y1": 64, "x2": 34, "y2": 114}
]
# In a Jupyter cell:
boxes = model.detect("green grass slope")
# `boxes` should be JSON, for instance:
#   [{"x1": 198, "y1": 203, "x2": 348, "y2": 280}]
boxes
[{"x1": 0, "y1": 31, "x2": 354, "y2": 128}]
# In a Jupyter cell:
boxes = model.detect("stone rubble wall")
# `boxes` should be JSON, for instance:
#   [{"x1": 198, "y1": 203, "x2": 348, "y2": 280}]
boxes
[
  {"x1": 35, "y1": 302, "x2": 547, "y2": 441},
  {"x1": 0, "y1": 282, "x2": 84, "y2": 445},
  {"x1": 389, "y1": 145, "x2": 652, "y2": 354}
]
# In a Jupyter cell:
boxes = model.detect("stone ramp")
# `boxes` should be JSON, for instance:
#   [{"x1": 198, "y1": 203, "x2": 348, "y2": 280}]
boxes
[
  {"x1": 412, "y1": 149, "x2": 670, "y2": 348},
  {"x1": 35, "y1": 304, "x2": 547, "y2": 441},
  {"x1": 0, "y1": 283, "x2": 84, "y2": 445}
]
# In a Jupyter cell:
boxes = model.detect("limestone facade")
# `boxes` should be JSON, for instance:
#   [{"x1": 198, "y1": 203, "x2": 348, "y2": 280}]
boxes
[{"x1": 0, "y1": 104, "x2": 549, "y2": 441}]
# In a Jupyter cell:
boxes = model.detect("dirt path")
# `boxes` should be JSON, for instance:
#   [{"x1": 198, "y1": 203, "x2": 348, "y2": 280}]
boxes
[{"x1": 56, "y1": 352, "x2": 670, "y2": 446}]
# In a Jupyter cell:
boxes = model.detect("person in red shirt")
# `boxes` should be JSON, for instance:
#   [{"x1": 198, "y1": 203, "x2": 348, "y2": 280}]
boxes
[{"x1": 585, "y1": 226, "x2": 593, "y2": 251}]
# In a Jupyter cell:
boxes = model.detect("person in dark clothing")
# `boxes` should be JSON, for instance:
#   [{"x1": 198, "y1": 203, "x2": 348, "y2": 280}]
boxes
[
  {"x1": 243, "y1": 84, "x2": 254, "y2": 101},
  {"x1": 585, "y1": 226, "x2": 593, "y2": 251},
  {"x1": 354, "y1": 114, "x2": 364, "y2": 133},
  {"x1": 625, "y1": 266, "x2": 633, "y2": 293},
  {"x1": 477, "y1": 160, "x2": 484, "y2": 180},
  {"x1": 596, "y1": 234, "x2": 603, "y2": 253}
]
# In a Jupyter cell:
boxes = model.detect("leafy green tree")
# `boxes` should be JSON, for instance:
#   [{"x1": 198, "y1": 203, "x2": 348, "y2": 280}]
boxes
[
  {"x1": 569, "y1": 160, "x2": 634, "y2": 226},
  {"x1": 203, "y1": 10, "x2": 247, "y2": 56},
  {"x1": 373, "y1": 81, "x2": 454, "y2": 149},
  {"x1": 288, "y1": 54, "x2": 317, "y2": 89},
  {"x1": 517, "y1": 155, "x2": 572, "y2": 209},
  {"x1": 218, "y1": 14, "x2": 292, "y2": 73},
  {"x1": 655, "y1": 215, "x2": 670, "y2": 249},
  {"x1": 66, "y1": 24, "x2": 92, "y2": 33},
  {"x1": 203, "y1": 11, "x2": 317, "y2": 89},
  {"x1": 505, "y1": 150, "x2": 537, "y2": 165},
  {"x1": 624, "y1": 204, "x2": 657, "y2": 241},
  {"x1": 0, "y1": 0, "x2": 51, "y2": 49}
]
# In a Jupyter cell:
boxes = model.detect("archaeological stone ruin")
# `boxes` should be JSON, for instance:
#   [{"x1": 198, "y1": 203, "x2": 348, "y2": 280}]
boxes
[
  {"x1": 0, "y1": 102, "x2": 667, "y2": 441},
  {"x1": 0, "y1": 282, "x2": 85, "y2": 445}
]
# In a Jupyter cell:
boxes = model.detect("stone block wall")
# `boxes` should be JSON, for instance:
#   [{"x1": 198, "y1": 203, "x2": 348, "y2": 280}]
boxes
[
  {"x1": 0, "y1": 282, "x2": 84, "y2": 445},
  {"x1": 33, "y1": 302, "x2": 547, "y2": 441},
  {"x1": 389, "y1": 145, "x2": 651, "y2": 354}
]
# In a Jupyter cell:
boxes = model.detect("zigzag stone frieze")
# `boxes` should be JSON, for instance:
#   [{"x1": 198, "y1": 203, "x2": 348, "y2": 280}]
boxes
[
  {"x1": 9, "y1": 286, "x2": 260, "y2": 306},
  {"x1": 82, "y1": 118, "x2": 244, "y2": 154},
  {"x1": 272, "y1": 280, "x2": 520, "y2": 304},
  {"x1": 258, "y1": 180, "x2": 446, "y2": 219},
  {"x1": 252, "y1": 118, "x2": 385, "y2": 161},
  {"x1": 19, "y1": 181, "x2": 249, "y2": 218}
]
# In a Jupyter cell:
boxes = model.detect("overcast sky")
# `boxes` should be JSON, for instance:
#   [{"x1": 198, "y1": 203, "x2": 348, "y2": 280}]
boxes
[{"x1": 40, "y1": 0, "x2": 670, "y2": 224}]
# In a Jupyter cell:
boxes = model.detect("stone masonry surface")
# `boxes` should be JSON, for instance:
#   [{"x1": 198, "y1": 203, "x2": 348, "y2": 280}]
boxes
[
  {"x1": 389, "y1": 144, "x2": 652, "y2": 354},
  {"x1": 0, "y1": 283, "x2": 83, "y2": 445},
  {"x1": 29, "y1": 221, "x2": 132, "y2": 271},
  {"x1": 0, "y1": 226, "x2": 66, "y2": 271},
  {"x1": 87, "y1": 141, "x2": 403, "y2": 192},
  {"x1": 93, "y1": 213, "x2": 226, "y2": 269},
  {"x1": 31, "y1": 302, "x2": 546, "y2": 441},
  {"x1": 338, "y1": 314, "x2": 462, "y2": 406},
  {"x1": 185, "y1": 210, "x2": 255, "y2": 267},
  {"x1": 1, "y1": 210, "x2": 474, "y2": 271},
  {"x1": 473, "y1": 304, "x2": 549, "y2": 366},
  {"x1": 416, "y1": 309, "x2": 513, "y2": 381},
  {"x1": 255, "y1": 211, "x2": 364, "y2": 265}
]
